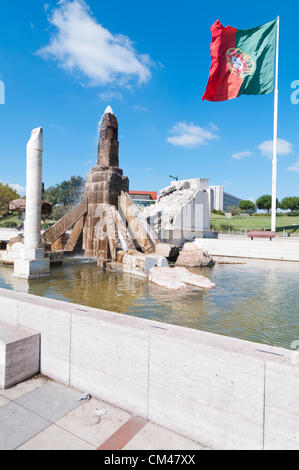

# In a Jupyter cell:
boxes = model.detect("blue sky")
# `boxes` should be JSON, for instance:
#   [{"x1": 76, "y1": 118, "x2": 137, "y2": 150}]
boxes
[{"x1": 0, "y1": 0, "x2": 298, "y2": 201}]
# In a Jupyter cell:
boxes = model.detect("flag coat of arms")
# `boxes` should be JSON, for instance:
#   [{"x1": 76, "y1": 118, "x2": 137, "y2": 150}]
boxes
[{"x1": 202, "y1": 19, "x2": 277, "y2": 102}]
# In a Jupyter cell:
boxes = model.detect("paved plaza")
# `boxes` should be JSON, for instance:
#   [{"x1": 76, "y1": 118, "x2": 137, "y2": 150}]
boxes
[{"x1": 0, "y1": 376, "x2": 207, "y2": 451}]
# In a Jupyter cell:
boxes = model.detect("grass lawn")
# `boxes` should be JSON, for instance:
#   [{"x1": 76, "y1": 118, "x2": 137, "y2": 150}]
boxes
[
  {"x1": 0, "y1": 214, "x2": 55, "y2": 228},
  {"x1": 211, "y1": 214, "x2": 299, "y2": 233},
  {"x1": 0, "y1": 214, "x2": 20, "y2": 227}
]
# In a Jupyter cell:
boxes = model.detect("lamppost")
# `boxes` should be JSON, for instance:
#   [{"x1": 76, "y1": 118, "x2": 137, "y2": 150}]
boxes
[{"x1": 169, "y1": 175, "x2": 179, "y2": 181}]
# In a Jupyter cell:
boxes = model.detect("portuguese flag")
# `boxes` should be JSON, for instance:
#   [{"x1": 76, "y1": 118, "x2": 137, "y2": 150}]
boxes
[{"x1": 202, "y1": 19, "x2": 277, "y2": 102}]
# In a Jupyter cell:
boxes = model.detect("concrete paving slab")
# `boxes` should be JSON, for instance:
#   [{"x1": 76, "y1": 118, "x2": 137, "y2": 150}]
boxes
[
  {"x1": 15, "y1": 382, "x2": 82, "y2": 423},
  {"x1": 124, "y1": 422, "x2": 208, "y2": 450},
  {"x1": 264, "y1": 362, "x2": 299, "y2": 450},
  {"x1": 18, "y1": 424, "x2": 96, "y2": 451},
  {"x1": 0, "y1": 396, "x2": 9, "y2": 408},
  {"x1": 56, "y1": 398, "x2": 131, "y2": 447},
  {"x1": 0, "y1": 375, "x2": 45, "y2": 400},
  {"x1": 0, "y1": 401, "x2": 50, "y2": 450}
]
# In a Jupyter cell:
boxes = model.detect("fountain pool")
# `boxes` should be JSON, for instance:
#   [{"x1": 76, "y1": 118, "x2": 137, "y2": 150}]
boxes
[{"x1": 0, "y1": 257, "x2": 298, "y2": 350}]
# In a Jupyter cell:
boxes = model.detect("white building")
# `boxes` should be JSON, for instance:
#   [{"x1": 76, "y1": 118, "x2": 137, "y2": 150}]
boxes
[
  {"x1": 169, "y1": 179, "x2": 242, "y2": 213},
  {"x1": 208, "y1": 185, "x2": 242, "y2": 212}
]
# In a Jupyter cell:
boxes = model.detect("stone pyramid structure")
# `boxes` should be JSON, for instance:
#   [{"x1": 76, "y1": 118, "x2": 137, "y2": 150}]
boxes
[{"x1": 41, "y1": 107, "x2": 157, "y2": 263}]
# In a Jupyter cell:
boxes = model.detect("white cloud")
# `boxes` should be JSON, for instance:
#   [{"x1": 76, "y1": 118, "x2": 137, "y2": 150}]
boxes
[
  {"x1": 48, "y1": 123, "x2": 65, "y2": 130},
  {"x1": 258, "y1": 139, "x2": 293, "y2": 158},
  {"x1": 37, "y1": 0, "x2": 152, "y2": 86},
  {"x1": 167, "y1": 122, "x2": 218, "y2": 149},
  {"x1": 133, "y1": 105, "x2": 148, "y2": 112},
  {"x1": 9, "y1": 184, "x2": 26, "y2": 196},
  {"x1": 99, "y1": 90, "x2": 123, "y2": 102},
  {"x1": 232, "y1": 150, "x2": 251, "y2": 160},
  {"x1": 287, "y1": 160, "x2": 299, "y2": 172}
]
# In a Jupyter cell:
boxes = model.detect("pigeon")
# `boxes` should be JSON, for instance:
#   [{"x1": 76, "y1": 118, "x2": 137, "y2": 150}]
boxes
[{"x1": 78, "y1": 393, "x2": 92, "y2": 402}]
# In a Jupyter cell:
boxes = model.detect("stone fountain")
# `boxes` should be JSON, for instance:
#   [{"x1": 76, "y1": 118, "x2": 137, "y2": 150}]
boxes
[{"x1": 0, "y1": 107, "x2": 215, "y2": 290}]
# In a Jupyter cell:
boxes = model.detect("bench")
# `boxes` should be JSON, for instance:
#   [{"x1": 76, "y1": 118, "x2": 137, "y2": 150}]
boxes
[
  {"x1": 248, "y1": 231, "x2": 276, "y2": 241},
  {"x1": 0, "y1": 322, "x2": 40, "y2": 390}
]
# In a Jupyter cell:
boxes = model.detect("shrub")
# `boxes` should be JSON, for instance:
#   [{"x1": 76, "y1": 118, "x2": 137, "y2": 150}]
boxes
[
  {"x1": 219, "y1": 223, "x2": 235, "y2": 231},
  {"x1": 211, "y1": 209, "x2": 225, "y2": 216}
]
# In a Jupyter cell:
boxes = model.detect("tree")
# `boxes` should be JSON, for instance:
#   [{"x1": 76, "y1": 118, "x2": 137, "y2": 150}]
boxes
[
  {"x1": 0, "y1": 183, "x2": 20, "y2": 216},
  {"x1": 280, "y1": 197, "x2": 299, "y2": 212},
  {"x1": 44, "y1": 176, "x2": 85, "y2": 207},
  {"x1": 239, "y1": 200, "x2": 256, "y2": 214},
  {"x1": 256, "y1": 194, "x2": 278, "y2": 213},
  {"x1": 226, "y1": 205, "x2": 240, "y2": 216},
  {"x1": 51, "y1": 205, "x2": 71, "y2": 221}
]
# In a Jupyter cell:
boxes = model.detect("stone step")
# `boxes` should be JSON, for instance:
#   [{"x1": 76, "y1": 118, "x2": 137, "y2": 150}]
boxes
[{"x1": 0, "y1": 322, "x2": 40, "y2": 390}]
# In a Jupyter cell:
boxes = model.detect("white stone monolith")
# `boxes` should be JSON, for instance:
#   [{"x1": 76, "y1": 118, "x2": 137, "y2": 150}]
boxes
[
  {"x1": 14, "y1": 128, "x2": 50, "y2": 279},
  {"x1": 25, "y1": 127, "x2": 43, "y2": 250}
]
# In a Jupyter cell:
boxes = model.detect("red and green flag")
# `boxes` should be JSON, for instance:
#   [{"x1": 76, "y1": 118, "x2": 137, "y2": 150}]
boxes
[{"x1": 202, "y1": 19, "x2": 277, "y2": 102}]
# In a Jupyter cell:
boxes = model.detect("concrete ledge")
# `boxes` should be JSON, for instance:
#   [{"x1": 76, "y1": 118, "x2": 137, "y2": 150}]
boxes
[
  {"x1": 0, "y1": 321, "x2": 40, "y2": 389},
  {"x1": 0, "y1": 287, "x2": 298, "y2": 449},
  {"x1": 194, "y1": 237, "x2": 299, "y2": 262}
]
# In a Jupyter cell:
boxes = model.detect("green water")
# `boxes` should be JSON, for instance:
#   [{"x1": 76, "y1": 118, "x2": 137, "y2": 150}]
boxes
[{"x1": 0, "y1": 257, "x2": 299, "y2": 349}]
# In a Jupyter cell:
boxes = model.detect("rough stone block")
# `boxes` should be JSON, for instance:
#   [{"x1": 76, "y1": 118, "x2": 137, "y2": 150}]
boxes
[
  {"x1": 155, "y1": 243, "x2": 179, "y2": 262},
  {"x1": 13, "y1": 257, "x2": 50, "y2": 280},
  {"x1": 0, "y1": 322, "x2": 40, "y2": 389},
  {"x1": 149, "y1": 266, "x2": 216, "y2": 290},
  {"x1": 176, "y1": 242, "x2": 215, "y2": 267},
  {"x1": 122, "y1": 250, "x2": 168, "y2": 278}
]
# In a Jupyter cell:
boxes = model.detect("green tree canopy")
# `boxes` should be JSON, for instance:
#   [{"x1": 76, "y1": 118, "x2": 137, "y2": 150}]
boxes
[
  {"x1": 239, "y1": 200, "x2": 256, "y2": 213},
  {"x1": 280, "y1": 197, "x2": 299, "y2": 212},
  {"x1": 256, "y1": 194, "x2": 278, "y2": 213},
  {"x1": 44, "y1": 176, "x2": 85, "y2": 206},
  {"x1": 0, "y1": 183, "x2": 20, "y2": 216}
]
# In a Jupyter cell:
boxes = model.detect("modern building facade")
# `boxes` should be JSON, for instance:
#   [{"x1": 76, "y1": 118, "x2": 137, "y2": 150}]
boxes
[
  {"x1": 132, "y1": 181, "x2": 242, "y2": 213},
  {"x1": 208, "y1": 185, "x2": 242, "y2": 212},
  {"x1": 128, "y1": 191, "x2": 157, "y2": 207}
]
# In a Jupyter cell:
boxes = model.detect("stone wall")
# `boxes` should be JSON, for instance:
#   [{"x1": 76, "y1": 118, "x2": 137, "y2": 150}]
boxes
[
  {"x1": 194, "y1": 237, "x2": 299, "y2": 262},
  {"x1": 0, "y1": 287, "x2": 298, "y2": 450}
]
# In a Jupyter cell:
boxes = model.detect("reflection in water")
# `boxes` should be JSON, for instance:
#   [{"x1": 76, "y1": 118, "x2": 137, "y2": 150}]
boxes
[{"x1": 1, "y1": 258, "x2": 299, "y2": 349}]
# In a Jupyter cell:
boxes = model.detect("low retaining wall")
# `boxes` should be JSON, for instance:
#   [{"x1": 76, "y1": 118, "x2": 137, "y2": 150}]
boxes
[
  {"x1": 195, "y1": 237, "x2": 299, "y2": 261},
  {"x1": 0, "y1": 229, "x2": 19, "y2": 242},
  {"x1": 0, "y1": 287, "x2": 298, "y2": 450}
]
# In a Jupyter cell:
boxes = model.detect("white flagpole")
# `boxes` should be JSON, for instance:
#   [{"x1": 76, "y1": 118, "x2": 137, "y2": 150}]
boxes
[{"x1": 271, "y1": 16, "x2": 280, "y2": 232}]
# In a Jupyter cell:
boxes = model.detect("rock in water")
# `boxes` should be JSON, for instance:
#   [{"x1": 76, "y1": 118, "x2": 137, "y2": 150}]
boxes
[
  {"x1": 176, "y1": 242, "x2": 215, "y2": 267},
  {"x1": 155, "y1": 243, "x2": 179, "y2": 262},
  {"x1": 122, "y1": 250, "x2": 168, "y2": 278},
  {"x1": 149, "y1": 267, "x2": 216, "y2": 290}
]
